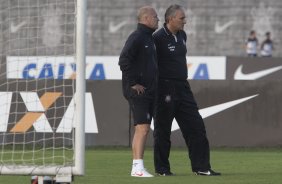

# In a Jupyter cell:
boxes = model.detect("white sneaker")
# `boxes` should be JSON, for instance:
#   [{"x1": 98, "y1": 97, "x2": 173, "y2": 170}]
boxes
[{"x1": 131, "y1": 168, "x2": 154, "y2": 177}]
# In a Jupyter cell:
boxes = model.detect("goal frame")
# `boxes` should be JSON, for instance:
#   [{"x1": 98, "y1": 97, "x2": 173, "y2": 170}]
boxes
[{"x1": 0, "y1": 0, "x2": 87, "y2": 176}]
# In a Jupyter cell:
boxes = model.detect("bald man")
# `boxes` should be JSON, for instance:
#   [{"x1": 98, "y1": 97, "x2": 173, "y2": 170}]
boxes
[{"x1": 119, "y1": 6, "x2": 159, "y2": 177}]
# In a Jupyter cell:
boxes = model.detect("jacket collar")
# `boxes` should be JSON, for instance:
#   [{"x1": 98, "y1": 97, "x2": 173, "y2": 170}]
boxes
[
  {"x1": 162, "y1": 23, "x2": 171, "y2": 35},
  {"x1": 162, "y1": 23, "x2": 180, "y2": 36},
  {"x1": 137, "y1": 23, "x2": 155, "y2": 34}
]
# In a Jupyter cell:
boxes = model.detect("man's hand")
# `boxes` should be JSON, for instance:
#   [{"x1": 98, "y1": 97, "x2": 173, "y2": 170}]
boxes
[{"x1": 131, "y1": 84, "x2": 146, "y2": 95}]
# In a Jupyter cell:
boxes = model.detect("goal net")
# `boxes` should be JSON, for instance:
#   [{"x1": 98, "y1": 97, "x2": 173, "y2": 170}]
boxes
[{"x1": 0, "y1": 0, "x2": 86, "y2": 176}]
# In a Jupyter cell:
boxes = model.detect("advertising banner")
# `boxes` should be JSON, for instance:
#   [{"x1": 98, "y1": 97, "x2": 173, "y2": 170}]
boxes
[
  {"x1": 226, "y1": 57, "x2": 282, "y2": 80},
  {"x1": 6, "y1": 56, "x2": 226, "y2": 80},
  {"x1": 1, "y1": 57, "x2": 282, "y2": 147}
]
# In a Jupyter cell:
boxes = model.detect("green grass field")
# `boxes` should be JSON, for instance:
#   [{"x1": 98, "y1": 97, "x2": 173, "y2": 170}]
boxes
[{"x1": 0, "y1": 147, "x2": 282, "y2": 184}]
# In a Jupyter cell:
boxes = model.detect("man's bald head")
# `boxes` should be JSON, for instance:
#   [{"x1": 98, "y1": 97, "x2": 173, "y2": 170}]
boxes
[
  {"x1": 137, "y1": 6, "x2": 154, "y2": 21},
  {"x1": 137, "y1": 6, "x2": 159, "y2": 30}
]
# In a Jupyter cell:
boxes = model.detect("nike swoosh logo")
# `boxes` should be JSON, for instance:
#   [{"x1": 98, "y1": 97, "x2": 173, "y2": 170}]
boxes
[
  {"x1": 11, "y1": 21, "x2": 27, "y2": 33},
  {"x1": 215, "y1": 20, "x2": 235, "y2": 33},
  {"x1": 234, "y1": 65, "x2": 282, "y2": 80},
  {"x1": 133, "y1": 172, "x2": 143, "y2": 176},
  {"x1": 199, "y1": 94, "x2": 258, "y2": 118},
  {"x1": 109, "y1": 20, "x2": 128, "y2": 33},
  {"x1": 151, "y1": 94, "x2": 258, "y2": 131},
  {"x1": 197, "y1": 171, "x2": 211, "y2": 175}
]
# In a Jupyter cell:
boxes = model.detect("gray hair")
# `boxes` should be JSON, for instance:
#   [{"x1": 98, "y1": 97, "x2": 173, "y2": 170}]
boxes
[{"x1": 164, "y1": 4, "x2": 184, "y2": 23}]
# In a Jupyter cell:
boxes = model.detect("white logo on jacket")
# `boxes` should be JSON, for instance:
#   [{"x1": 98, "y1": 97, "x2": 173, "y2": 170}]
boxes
[{"x1": 167, "y1": 43, "x2": 175, "y2": 51}]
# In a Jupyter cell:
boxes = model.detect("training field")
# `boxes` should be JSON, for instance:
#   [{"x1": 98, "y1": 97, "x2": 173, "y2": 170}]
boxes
[{"x1": 0, "y1": 147, "x2": 281, "y2": 184}]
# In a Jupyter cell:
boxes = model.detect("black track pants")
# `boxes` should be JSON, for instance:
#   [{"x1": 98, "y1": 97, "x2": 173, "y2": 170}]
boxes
[{"x1": 154, "y1": 79, "x2": 211, "y2": 172}]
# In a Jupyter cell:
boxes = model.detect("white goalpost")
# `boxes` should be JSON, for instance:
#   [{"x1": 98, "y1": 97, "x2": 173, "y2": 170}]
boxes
[{"x1": 0, "y1": 0, "x2": 87, "y2": 182}]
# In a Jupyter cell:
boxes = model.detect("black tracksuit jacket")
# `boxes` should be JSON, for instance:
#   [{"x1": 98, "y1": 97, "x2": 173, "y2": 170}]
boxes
[
  {"x1": 153, "y1": 24, "x2": 187, "y2": 81},
  {"x1": 119, "y1": 23, "x2": 158, "y2": 99}
]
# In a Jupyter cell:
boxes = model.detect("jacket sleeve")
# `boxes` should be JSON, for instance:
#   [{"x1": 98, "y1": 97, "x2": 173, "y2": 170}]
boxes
[{"x1": 119, "y1": 33, "x2": 141, "y2": 86}]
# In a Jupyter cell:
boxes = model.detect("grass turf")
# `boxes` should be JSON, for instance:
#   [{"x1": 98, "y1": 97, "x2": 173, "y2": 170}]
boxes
[{"x1": 0, "y1": 147, "x2": 282, "y2": 184}]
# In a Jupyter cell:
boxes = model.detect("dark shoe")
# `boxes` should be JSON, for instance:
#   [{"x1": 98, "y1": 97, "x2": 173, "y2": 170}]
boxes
[
  {"x1": 156, "y1": 171, "x2": 175, "y2": 176},
  {"x1": 194, "y1": 169, "x2": 221, "y2": 176}
]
